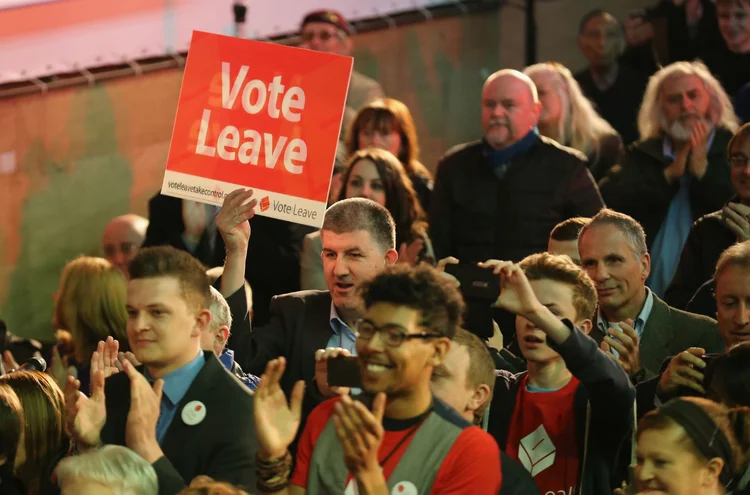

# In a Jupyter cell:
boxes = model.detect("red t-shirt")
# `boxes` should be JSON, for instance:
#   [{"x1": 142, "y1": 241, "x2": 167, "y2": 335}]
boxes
[
  {"x1": 505, "y1": 375, "x2": 581, "y2": 495},
  {"x1": 291, "y1": 397, "x2": 502, "y2": 494}
]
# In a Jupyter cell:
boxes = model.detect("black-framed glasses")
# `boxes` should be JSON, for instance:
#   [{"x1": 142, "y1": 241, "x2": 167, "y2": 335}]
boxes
[{"x1": 354, "y1": 320, "x2": 441, "y2": 348}]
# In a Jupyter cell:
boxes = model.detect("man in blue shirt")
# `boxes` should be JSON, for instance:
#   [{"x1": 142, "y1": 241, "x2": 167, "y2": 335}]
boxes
[
  {"x1": 218, "y1": 190, "x2": 398, "y2": 404},
  {"x1": 64, "y1": 245, "x2": 258, "y2": 494},
  {"x1": 578, "y1": 209, "x2": 723, "y2": 384}
]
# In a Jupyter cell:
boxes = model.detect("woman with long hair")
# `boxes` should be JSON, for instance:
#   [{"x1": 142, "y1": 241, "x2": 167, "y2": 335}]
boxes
[
  {"x1": 52, "y1": 257, "x2": 128, "y2": 393},
  {"x1": 300, "y1": 148, "x2": 433, "y2": 290},
  {"x1": 524, "y1": 62, "x2": 622, "y2": 181},
  {"x1": 345, "y1": 98, "x2": 433, "y2": 211},
  {"x1": 0, "y1": 372, "x2": 67, "y2": 495}
]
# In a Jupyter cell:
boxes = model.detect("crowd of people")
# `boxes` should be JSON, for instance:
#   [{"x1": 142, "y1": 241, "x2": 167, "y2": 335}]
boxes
[{"x1": 3, "y1": 1, "x2": 750, "y2": 494}]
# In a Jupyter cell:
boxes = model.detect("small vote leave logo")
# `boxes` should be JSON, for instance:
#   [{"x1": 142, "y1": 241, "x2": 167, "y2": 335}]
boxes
[{"x1": 260, "y1": 196, "x2": 270, "y2": 212}]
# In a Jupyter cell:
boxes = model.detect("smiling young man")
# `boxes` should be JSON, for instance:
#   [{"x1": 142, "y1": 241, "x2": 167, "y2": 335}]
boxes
[
  {"x1": 252, "y1": 265, "x2": 502, "y2": 495},
  {"x1": 577, "y1": 208, "x2": 723, "y2": 382},
  {"x1": 485, "y1": 252, "x2": 634, "y2": 495},
  {"x1": 64, "y1": 246, "x2": 258, "y2": 495}
]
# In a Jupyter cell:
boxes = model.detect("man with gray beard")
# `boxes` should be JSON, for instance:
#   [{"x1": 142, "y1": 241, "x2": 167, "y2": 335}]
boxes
[{"x1": 599, "y1": 61, "x2": 738, "y2": 297}]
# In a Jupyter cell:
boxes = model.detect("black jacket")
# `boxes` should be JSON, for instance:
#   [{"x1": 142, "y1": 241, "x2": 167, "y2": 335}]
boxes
[
  {"x1": 488, "y1": 321, "x2": 635, "y2": 495},
  {"x1": 430, "y1": 137, "x2": 604, "y2": 263},
  {"x1": 100, "y1": 352, "x2": 258, "y2": 495},
  {"x1": 664, "y1": 207, "x2": 737, "y2": 310},
  {"x1": 599, "y1": 128, "x2": 735, "y2": 250},
  {"x1": 232, "y1": 290, "x2": 333, "y2": 398}
]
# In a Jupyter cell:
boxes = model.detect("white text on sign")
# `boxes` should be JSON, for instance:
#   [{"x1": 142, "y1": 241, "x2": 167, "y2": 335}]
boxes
[{"x1": 195, "y1": 62, "x2": 307, "y2": 174}]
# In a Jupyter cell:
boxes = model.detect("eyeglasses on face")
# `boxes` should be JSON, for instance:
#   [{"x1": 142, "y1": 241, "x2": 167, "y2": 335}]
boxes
[
  {"x1": 301, "y1": 30, "x2": 342, "y2": 43},
  {"x1": 729, "y1": 154, "x2": 750, "y2": 169},
  {"x1": 354, "y1": 320, "x2": 440, "y2": 348}
]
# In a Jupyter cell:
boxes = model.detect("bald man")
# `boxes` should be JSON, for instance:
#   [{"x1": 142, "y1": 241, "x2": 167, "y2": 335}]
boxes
[
  {"x1": 430, "y1": 69, "x2": 604, "y2": 337},
  {"x1": 102, "y1": 214, "x2": 148, "y2": 277}
]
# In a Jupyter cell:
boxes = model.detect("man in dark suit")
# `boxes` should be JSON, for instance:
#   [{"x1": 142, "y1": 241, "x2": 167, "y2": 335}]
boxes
[
  {"x1": 64, "y1": 246, "x2": 258, "y2": 495},
  {"x1": 216, "y1": 190, "x2": 397, "y2": 400},
  {"x1": 578, "y1": 208, "x2": 723, "y2": 383}
]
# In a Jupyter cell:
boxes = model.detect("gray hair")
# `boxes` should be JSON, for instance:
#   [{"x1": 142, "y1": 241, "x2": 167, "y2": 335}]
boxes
[
  {"x1": 579, "y1": 208, "x2": 648, "y2": 259},
  {"x1": 483, "y1": 69, "x2": 539, "y2": 104},
  {"x1": 321, "y1": 198, "x2": 396, "y2": 252},
  {"x1": 55, "y1": 445, "x2": 158, "y2": 495},
  {"x1": 637, "y1": 60, "x2": 739, "y2": 140},
  {"x1": 208, "y1": 286, "x2": 232, "y2": 333}
]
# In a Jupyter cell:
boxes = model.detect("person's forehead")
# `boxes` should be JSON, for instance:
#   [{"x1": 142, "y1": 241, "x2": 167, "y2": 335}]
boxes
[
  {"x1": 580, "y1": 223, "x2": 626, "y2": 246},
  {"x1": 301, "y1": 21, "x2": 340, "y2": 33},
  {"x1": 662, "y1": 74, "x2": 705, "y2": 95},
  {"x1": 127, "y1": 276, "x2": 184, "y2": 303},
  {"x1": 350, "y1": 159, "x2": 380, "y2": 177},
  {"x1": 365, "y1": 302, "x2": 420, "y2": 326},
  {"x1": 528, "y1": 278, "x2": 576, "y2": 310},
  {"x1": 716, "y1": 264, "x2": 750, "y2": 295},
  {"x1": 583, "y1": 13, "x2": 618, "y2": 33},
  {"x1": 102, "y1": 221, "x2": 138, "y2": 242},
  {"x1": 548, "y1": 238, "x2": 580, "y2": 257},
  {"x1": 717, "y1": 1, "x2": 750, "y2": 13},
  {"x1": 321, "y1": 229, "x2": 377, "y2": 250},
  {"x1": 483, "y1": 75, "x2": 533, "y2": 102}
]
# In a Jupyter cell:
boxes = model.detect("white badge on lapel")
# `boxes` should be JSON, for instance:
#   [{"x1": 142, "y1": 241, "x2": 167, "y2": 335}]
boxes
[{"x1": 181, "y1": 400, "x2": 207, "y2": 426}]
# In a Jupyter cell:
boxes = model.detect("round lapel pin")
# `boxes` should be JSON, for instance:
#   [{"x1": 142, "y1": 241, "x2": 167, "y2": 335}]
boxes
[{"x1": 182, "y1": 400, "x2": 207, "y2": 426}]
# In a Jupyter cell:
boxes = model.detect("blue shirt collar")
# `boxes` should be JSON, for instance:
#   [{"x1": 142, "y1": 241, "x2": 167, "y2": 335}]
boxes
[
  {"x1": 597, "y1": 287, "x2": 655, "y2": 338},
  {"x1": 146, "y1": 350, "x2": 205, "y2": 406},
  {"x1": 662, "y1": 128, "x2": 716, "y2": 160},
  {"x1": 330, "y1": 302, "x2": 352, "y2": 335}
]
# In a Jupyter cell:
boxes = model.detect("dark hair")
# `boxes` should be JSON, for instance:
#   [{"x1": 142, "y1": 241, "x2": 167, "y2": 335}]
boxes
[
  {"x1": 128, "y1": 246, "x2": 211, "y2": 310},
  {"x1": 578, "y1": 9, "x2": 620, "y2": 35},
  {"x1": 453, "y1": 328, "x2": 495, "y2": 423},
  {"x1": 550, "y1": 217, "x2": 591, "y2": 242},
  {"x1": 706, "y1": 342, "x2": 750, "y2": 407},
  {"x1": 715, "y1": 240, "x2": 750, "y2": 281},
  {"x1": 0, "y1": 383, "x2": 23, "y2": 468},
  {"x1": 337, "y1": 148, "x2": 426, "y2": 248},
  {"x1": 345, "y1": 98, "x2": 431, "y2": 180},
  {"x1": 638, "y1": 397, "x2": 750, "y2": 486},
  {"x1": 0, "y1": 372, "x2": 66, "y2": 493},
  {"x1": 520, "y1": 252, "x2": 598, "y2": 321},
  {"x1": 579, "y1": 208, "x2": 648, "y2": 259},
  {"x1": 321, "y1": 197, "x2": 397, "y2": 252},
  {"x1": 360, "y1": 264, "x2": 464, "y2": 339}
]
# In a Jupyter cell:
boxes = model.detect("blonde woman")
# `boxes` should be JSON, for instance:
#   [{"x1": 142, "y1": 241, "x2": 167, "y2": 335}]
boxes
[
  {"x1": 524, "y1": 62, "x2": 622, "y2": 180},
  {"x1": 52, "y1": 257, "x2": 128, "y2": 394}
]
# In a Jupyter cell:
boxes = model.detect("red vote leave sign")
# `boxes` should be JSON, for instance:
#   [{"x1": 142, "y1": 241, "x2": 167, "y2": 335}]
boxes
[{"x1": 161, "y1": 31, "x2": 353, "y2": 227}]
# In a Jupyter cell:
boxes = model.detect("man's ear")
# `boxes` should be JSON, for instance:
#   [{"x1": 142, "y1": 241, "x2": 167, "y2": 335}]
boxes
[
  {"x1": 385, "y1": 248, "x2": 398, "y2": 266},
  {"x1": 430, "y1": 338, "x2": 451, "y2": 368},
  {"x1": 641, "y1": 252, "x2": 651, "y2": 281},
  {"x1": 193, "y1": 309, "x2": 212, "y2": 337},
  {"x1": 468, "y1": 384, "x2": 492, "y2": 415},
  {"x1": 215, "y1": 326, "x2": 230, "y2": 350},
  {"x1": 578, "y1": 318, "x2": 593, "y2": 335},
  {"x1": 702, "y1": 457, "x2": 725, "y2": 488}
]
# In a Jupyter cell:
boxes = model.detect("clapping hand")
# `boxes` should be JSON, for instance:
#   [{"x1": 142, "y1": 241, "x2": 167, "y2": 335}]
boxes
[
  {"x1": 254, "y1": 358, "x2": 305, "y2": 459},
  {"x1": 333, "y1": 394, "x2": 387, "y2": 484}
]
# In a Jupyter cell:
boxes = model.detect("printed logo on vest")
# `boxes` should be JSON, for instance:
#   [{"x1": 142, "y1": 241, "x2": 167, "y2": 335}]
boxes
[
  {"x1": 391, "y1": 481, "x2": 418, "y2": 495},
  {"x1": 518, "y1": 424, "x2": 556, "y2": 476}
]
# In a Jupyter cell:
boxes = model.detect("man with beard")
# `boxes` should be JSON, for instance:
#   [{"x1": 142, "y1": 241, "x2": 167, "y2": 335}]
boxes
[
  {"x1": 430, "y1": 70, "x2": 603, "y2": 274},
  {"x1": 599, "y1": 61, "x2": 739, "y2": 297}
]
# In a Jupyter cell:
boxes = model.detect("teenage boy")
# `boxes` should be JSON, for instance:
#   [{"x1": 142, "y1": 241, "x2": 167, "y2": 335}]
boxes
[{"x1": 485, "y1": 253, "x2": 634, "y2": 495}]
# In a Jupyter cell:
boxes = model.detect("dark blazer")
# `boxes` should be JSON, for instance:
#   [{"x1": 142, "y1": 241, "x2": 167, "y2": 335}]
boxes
[
  {"x1": 664, "y1": 207, "x2": 736, "y2": 310},
  {"x1": 591, "y1": 294, "x2": 724, "y2": 380},
  {"x1": 142, "y1": 194, "x2": 223, "y2": 268},
  {"x1": 430, "y1": 137, "x2": 604, "y2": 263},
  {"x1": 599, "y1": 128, "x2": 735, "y2": 250},
  {"x1": 232, "y1": 290, "x2": 334, "y2": 398},
  {"x1": 100, "y1": 352, "x2": 258, "y2": 495}
]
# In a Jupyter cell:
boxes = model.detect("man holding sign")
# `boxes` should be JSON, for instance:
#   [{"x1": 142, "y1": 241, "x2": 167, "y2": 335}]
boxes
[{"x1": 152, "y1": 31, "x2": 352, "y2": 325}]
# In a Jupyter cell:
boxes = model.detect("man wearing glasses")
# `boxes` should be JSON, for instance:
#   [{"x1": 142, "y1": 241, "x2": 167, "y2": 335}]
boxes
[
  {"x1": 299, "y1": 10, "x2": 384, "y2": 113},
  {"x1": 252, "y1": 264, "x2": 503, "y2": 494}
]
